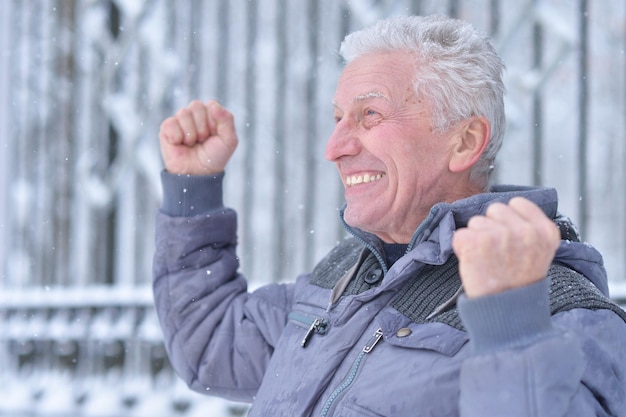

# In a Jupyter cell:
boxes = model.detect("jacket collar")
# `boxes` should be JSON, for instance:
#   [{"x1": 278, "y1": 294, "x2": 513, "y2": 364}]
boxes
[{"x1": 340, "y1": 185, "x2": 608, "y2": 295}]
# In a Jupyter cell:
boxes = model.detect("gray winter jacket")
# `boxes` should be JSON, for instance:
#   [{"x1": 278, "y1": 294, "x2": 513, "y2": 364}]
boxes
[{"x1": 153, "y1": 172, "x2": 626, "y2": 417}]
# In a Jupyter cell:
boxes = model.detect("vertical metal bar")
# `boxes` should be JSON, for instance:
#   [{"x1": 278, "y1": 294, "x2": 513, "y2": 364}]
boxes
[
  {"x1": 53, "y1": 0, "x2": 76, "y2": 287},
  {"x1": 304, "y1": 0, "x2": 320, "y2": 271},
  {"x1": 578, "y1": 0, "x2": 589, "y2": 237},
  {"x1": 448, "y1": 0, "x2": 460, "y2": 18},
  {"x1": 0, "y1": 0, "x2": 10, "y2": 287},
  {"x1": 334, "y1": 3, "x2": 351, "y2": 243},
  {"x1": 273, "y1": 0, "x2": 287, "y2": 281},
  {"x1": 489, "y1": 0, "x2": 500, "y2": 37},
  {"x1": 32, "y1": 0, "x2": 46, "y2": 286},
  {"x1": 188, "y1": 0, "x2": 202, "y2": 95},
  {"x1": 216, "y1": 0, "x2": 230, "y2": 102},
  {"x1": 6, "y1": 0, "x2": 25, "y2": 287},
  {"x1": 69, "y1": 0, "x2": 94, "y2": 288},
  {"x1": 410, "y1": 0, "x2": 422, "y2": 15},
  {"x1": 242, "y1": 0, "x2": 258, "y2": 275},
  {"x1": 623, "y1": 1, "x2": 626, "y2": 281},
  {"x1": 488, "y1": 0, "x2": 501, "y2": 185},
  {"x1": 104, "y1": 0, "x2": 121, "y2": 285},
  {"x1": 45, "y1": 0, "x2": 56, "y2": 286},
  {"x1": 532, "y1": 0, "x2": 543, "y2": 186}
]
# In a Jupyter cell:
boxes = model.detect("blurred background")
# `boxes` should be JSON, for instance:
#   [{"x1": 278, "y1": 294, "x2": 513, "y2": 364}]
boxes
[{"x1": 0, "y1": 0, "x2": 625, "y2": 416}]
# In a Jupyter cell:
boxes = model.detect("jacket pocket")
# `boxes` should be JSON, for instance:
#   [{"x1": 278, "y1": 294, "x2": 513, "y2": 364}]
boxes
[
  {"x1": 288, "y1": 311, "x2": 329, "y2": 347},
  {"x1": 377, "y1": 308, "x2": 468, "y2": 356},
  {"x1": 334, "y1": 402, "x2": 385, "y2": 417}
]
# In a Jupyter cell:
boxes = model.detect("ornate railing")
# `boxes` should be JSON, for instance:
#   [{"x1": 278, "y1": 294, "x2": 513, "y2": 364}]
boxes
[{"x1": 1, "y1": 0, "x2": 625, "y2": 415}]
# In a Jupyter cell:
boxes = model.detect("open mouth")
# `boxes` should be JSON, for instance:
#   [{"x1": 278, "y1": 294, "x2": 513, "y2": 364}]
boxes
[{"x1": 345, "y1": 173, "x2": 384, "y2": 187}]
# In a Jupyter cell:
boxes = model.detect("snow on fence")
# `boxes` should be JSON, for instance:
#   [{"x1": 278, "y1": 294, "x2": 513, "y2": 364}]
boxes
[{"x1": 0, "y1": 0, "x2": 625, "y2": 415}]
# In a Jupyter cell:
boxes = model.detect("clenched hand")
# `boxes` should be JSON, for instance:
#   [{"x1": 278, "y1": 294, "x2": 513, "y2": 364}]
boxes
[
  {"x1": 159, "y1": 100, "x2": 238, "y2": 175},
  {"x1": 452, "y1": 197, "x2": 561, "y2": 298}
]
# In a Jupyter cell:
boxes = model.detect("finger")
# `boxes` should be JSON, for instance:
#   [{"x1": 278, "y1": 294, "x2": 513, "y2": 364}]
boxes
[
  {"x1": 159, "y1": 117, "x2": 185, "y2": 145},
  {"x1": 494, "y1": 197, "x2": 560, "y2": 241},
  {"x1": 485, "y1": 198, "x2": 560, "y2": 258},
  {"x1": 508, "y1": 197, "x2": 550, "y2": 223},
  {"x1": 451, "y1": 227, "x2": 476, "y2": 256},
  {"x1": 482, "y1": 201, "x2": 540, "y2": 247},
  {"x1": 485, "y1": 198, "x2": 550, "y2": 226},
  {"x1": 455, "y1": 219, "x2": 506, "y2": 257},
  {"x1": 484, "y1": 201, "x2": 523, "y2": 223},
  {"x1": 508, "y1": 197, "x2": 561, "y2": 247},
  {"x1": 208, "y1": 101, "x2": 239, "y2": 151},
  {"x1": 188, "y1": 100, "x2": 211, "y2": 142},
  {"x1": 466, "y1": 214, "x2": 494, "y2": 230},
  {"x1": 482, "y1": 200, "x2": 537, "y2": 237},
  {"x1": 175, "y1": 106, "x2": 199, "y2": 146}
]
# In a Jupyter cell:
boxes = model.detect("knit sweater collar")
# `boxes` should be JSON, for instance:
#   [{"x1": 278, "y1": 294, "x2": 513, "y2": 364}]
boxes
[{"x1": 339, "y1": 185, "x2": 608, "y2": 295}]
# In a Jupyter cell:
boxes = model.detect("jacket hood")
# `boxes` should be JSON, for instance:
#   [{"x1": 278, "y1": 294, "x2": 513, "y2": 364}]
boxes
[{"x1": 341, "y1": 185, "x2": 609, "y2": 296}]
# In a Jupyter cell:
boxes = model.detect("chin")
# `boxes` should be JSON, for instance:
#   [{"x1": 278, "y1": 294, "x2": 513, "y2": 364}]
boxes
[{"x1": 343, "y1": 207, "x2": 375, "y2": 231}]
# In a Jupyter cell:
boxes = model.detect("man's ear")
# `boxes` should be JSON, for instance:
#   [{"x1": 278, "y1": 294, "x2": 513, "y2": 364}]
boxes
[{"x1": 449, "y1": 117, "x2": 490, "y2": 173}]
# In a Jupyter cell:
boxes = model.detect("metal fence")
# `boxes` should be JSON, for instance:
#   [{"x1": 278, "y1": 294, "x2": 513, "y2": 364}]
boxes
[{"x1": 0, "y1": 0, "x2": 625, "y2": 415}]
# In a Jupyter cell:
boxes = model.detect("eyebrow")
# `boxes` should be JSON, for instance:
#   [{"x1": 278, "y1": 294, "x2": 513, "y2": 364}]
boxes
[
  {"x1": 353, "y1": 91, "x2": 389, "y2": 102},
  {"x1": 331, "y1": 91, "x2": 390, "y2": 107}
]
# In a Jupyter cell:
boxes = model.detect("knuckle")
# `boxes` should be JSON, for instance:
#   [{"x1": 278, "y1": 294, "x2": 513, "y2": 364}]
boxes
[
  {"x1": 485, "y1": 202, "x2": 505, "y2": 217},
  {"x1": 466, "y1": 215, "x2": 484, "y2": 228},
  {"x1": 196, "y1": 122, "x2": 209, "y2": 135},
  {"x1": 176, "y1": 107, "x2": 191, "y2": 119},
  {"x1": 159, "y1": 118, "x2": 172, "y2": 132},
  {"x1": 509, "y1": 196, "x2": 526, "y2": 206}
]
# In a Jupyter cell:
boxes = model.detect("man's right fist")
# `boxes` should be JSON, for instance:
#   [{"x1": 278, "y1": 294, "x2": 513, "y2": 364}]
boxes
[{"x1": 158, "y1": 100, "x2": 239, "y2": 175}]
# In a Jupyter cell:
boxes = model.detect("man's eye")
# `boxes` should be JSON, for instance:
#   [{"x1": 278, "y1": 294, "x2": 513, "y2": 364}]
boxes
[
  {"x1": 362, "y1": 109, "x2": 383, "y2": 129},
  {"x1": 334, "y1": 116, "x2": 342, "y2": 124}
]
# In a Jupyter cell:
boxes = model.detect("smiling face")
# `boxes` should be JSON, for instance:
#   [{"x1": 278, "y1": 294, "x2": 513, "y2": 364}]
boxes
[{"x1": 325, "y1": 51, "x2": 480, "y2": 243}]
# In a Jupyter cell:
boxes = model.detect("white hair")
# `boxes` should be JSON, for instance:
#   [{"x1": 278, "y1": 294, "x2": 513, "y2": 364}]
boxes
[{"x1": 340, "y1": 15, "x2": 506, "y2": 189}]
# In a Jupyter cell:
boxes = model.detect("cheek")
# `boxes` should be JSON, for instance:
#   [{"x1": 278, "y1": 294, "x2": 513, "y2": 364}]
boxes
[{"x1": 394, "y1": 145, "x2": 448, "y2": 188}]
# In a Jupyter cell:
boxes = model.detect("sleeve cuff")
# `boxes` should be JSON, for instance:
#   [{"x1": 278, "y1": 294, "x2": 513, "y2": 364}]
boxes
[
  {"x1": 458, "y1": 277, "x2": 557, "y2": 355},
  {"x1": 160, "y1": 170, "x2": 225, "y2": 217}
]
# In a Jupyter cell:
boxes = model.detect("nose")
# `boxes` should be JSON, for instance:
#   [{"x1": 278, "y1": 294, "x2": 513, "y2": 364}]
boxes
[{"x1": 324, "y1": 120, "x2": 360, "y2": 162}]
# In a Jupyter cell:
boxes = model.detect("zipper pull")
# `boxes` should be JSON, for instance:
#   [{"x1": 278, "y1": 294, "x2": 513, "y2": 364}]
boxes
[
  {"x1": 301, "y1": 318, "x2": 327, "y2": 347},
  {"x1": 363, "y1": 328, "x2": 383, "y2": 353}
]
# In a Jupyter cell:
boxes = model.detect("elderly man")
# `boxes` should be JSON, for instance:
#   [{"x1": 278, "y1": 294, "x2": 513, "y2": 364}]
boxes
[{"x1": 153, "y1": 15, "x2": 626, "y2": 416}]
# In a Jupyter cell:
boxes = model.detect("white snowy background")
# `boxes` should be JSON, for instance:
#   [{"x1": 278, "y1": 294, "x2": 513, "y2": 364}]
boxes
[{"x1": 0, "y1": 0, "x2": 625, "y2": 416}]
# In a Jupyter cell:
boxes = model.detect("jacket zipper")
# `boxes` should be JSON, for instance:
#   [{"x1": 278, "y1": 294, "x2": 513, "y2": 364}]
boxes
[
  {"x1": 288, "y1": 312, "x2": 328, "y2": 347},
  {"x1": 319, "y1": 328, "x2": 384, "y2": 417},
  {"x1": 340, "y1": 216, "x2": 389, "y2": 275}
]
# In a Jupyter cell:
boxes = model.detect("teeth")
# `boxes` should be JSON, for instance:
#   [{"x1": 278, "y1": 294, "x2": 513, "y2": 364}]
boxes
[{"x1": 345, "y1": 173, "x2": 383, "y2": 186}]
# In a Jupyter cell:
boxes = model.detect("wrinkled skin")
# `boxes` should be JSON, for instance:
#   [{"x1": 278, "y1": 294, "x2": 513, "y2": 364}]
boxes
[
  {"x1": 157, "y1": 51, "x2": 560, "y2": 298},
  {"x1": 453, "y1": 197, "x2": 561, "y2": 297}
]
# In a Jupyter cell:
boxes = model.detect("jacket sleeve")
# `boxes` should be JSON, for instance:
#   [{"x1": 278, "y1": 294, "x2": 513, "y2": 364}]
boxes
[
  {"x1": 152, "y1": 171, "x2": 293, "y2": 402},
  {"x1": 457, "y1": 277, "x2": 626, "y2": 417}
]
